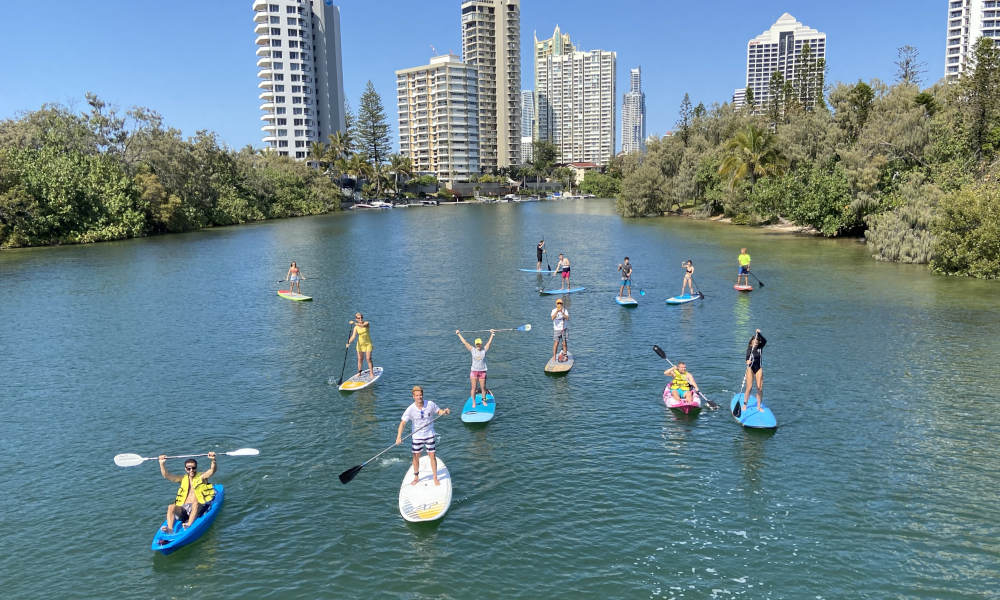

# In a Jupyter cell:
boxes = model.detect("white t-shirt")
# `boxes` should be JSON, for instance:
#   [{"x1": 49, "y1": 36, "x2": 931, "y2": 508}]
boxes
[
  {"x1": 401, "y1": 400, "x2": 440, "y2": 440},
  {"x1": 470, "y1": 348, "x2": 487, "y2": 371},
  {"x1": 551, "y1": 307, "x2": 568, "y2": 331}
]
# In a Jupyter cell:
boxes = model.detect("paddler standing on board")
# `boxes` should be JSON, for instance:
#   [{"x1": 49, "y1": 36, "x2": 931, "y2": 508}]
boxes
[
  {"x1": 742, "y1": 329, "x2": 767, "y2": 411},
  {"x1": 396, "y1": 386, "x2": 450, "y2": 486},
  {"x1": 663, "y1": 362, "x2": 700, "y2": 404},
  {"x1": 556, "y1": 254, "x2": 571, "y2": 290},
  {"x1": 617, "y1": 257, "x2": 633, "y2": 298},
  {"x1": 736, "y1": 248, "x2": 751, "y2": 287},
  {"x1": 551, "y1": 298, "x2": 569, "y2": 361},
  {"x1": 285, "y1": 261, "x2": 305, "y2": 295},
  {"x1": 680, "y1": 260, "x2": 695, "y2": 296},
  {"x1": 456, "y1": 329, "x2": 495, "y2": 407},
  {"x1": 346, "y1": 312, "x2": 375, "y2": 380},
  {"x1": 536, "y1": 239, "x2": 546, "y2": 271}
]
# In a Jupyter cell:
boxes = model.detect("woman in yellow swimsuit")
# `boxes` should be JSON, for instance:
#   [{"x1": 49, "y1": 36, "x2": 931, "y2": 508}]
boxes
[{"x1": 346, "y1": 312, "x2": 375, "y2": 379}]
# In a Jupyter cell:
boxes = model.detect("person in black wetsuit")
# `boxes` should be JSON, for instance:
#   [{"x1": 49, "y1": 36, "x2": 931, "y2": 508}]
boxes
[
  {"x1": 536, "y1": 240, "x2": 545, "y2": 270},
  {"x1": 742, "y1": 329, "x2": 767, "y2": 411}
]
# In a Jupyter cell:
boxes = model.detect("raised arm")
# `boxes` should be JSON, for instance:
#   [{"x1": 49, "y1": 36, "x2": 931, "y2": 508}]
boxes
[
  {"x1": 755, "y1": 330, "x2": 766, "y2": 349},
  {"x1": 664, "y1": 366, "x2": 676, "y2": 377},
  {"x1": 201, "y1": 452, "x2": 217, "y2": 480},
  {"x1": 456, "y1": 330, "x2": 473, "y2": 351},
  {"x1": 483, "y1": 330, "x2": 496, "y2": 352},
  {"x1": 159, "y1": 455, "x2": 182, "y2": 483}
]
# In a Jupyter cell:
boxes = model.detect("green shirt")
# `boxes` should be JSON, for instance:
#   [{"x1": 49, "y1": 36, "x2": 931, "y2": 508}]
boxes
[{"x1": 738, "y1": 253, "x2": 751, "y2": 266}]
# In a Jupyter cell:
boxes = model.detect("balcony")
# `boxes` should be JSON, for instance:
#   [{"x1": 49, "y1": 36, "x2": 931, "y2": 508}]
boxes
[
  {"x1": 258, "y1": 79, "x2": 275, "y2": 89},
  {"x1": 259, "y1": 90, "x2": 275, "y2": 101},
  {"x1": 255, "y1": 35, "x2": 271, "y2": 46},
  {"x1": 262, "y1": 135, "x2": 279, "y2": 144},
  {"x1": 254, "y1": 23, "x2": 269, "y2": 35},
  {"x1": 252, "y1": 0, "x2": 268, "y2": 11},
  {"x1": 261, "y1": 124, "x2": 278, "y2": 133},
  {"x1": 256, "y1": 46, "x2": 271, "y2": 57},
  {"x1": 257, "y1": 56, "x2": 273, "y2": 68},
  {"x1": 260, "y1": 113, "x2": 278, "y2": 122},
  {"x1": 258, "y1": 68, "x2": 275, "y2": 79},
  {"x1": 259, "y1": 101, "x2": 276, "y2": 111}
]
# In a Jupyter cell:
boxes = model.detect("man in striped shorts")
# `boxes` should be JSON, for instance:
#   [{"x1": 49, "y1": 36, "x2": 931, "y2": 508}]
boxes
[{"x1": 396, "y1": 385, "x2": 450, "y2": 486}]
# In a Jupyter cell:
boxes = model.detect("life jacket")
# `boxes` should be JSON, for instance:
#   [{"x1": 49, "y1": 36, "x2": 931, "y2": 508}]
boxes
[
  {"x1": 671, "y1": 370, "x2": 690, "y2": 391},
  {"x1": 175, "y1": 473, "x2": 215, "y2": 506}
]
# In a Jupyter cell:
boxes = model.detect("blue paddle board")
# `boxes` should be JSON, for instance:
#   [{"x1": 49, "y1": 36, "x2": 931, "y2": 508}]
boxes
[
  {"x1": 730, "y1": 393, "x2": 777, "y2": 429},
  {"x1": 665, "y1": 292, "x2": 703, "y2": 305},
  {"x1": 615, "y1": 296, "x2": 638, "y2": 306},
  {"x1": 540, "y1": 287, "x2": 585, "y2": 295},
  {"x1": 461, "y1": 392, "x2": 495, "y2": 423},
  {"x1": 519, "y1": 268, "x2": 558, "y2": 273},
  {"x1": 151, "y1": 484, "x2": 224, "y2": 554}
]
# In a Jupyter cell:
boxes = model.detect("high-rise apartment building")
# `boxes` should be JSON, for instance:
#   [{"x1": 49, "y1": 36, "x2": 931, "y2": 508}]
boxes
[
  {"x1": 945, "y1": 0, "x2": 1000, "y2": 81},
  {"x1": 520, "y1": 89, "x2": 534, "y2": 163},
  {"x1": 534, "y1": 25, "x2": 575, "y2": 142},
  {"x1": 253, "y1": 0, "x2": 345, "y2": 159},
  {"x1": 537, "y1": 47, "x2": 617, "y2": 165},
  {"x1": 396, "y1": 55, "x2": 480, "y2": 186},
  {"x1": 621, "y1": 67, "x2": 646, "y2": 154},
  {"x1": 733, "y1": 88, "x2": 747, "y2": 108},
  {"x1": 744, "y1": 13, "x2": 826, "y2": 109},
  {"x1": 461, "y1": 0, "x2": 521, "y2": 171}
]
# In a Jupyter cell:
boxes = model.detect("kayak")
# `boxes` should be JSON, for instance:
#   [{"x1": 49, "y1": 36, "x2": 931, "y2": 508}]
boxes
[
  {"x1": 615, "y1": 296, "x2": 638, "y2": 307},
  {"x1": 277, "y1": 290, "x2": 312, "y2": 301},
  {"x1": 338, "y1": 366, "x2": 383, "y2": 391},
  {"x1": 663, "y1": 386, "x2": 702, "y2": 415},
  {"x1": 461, "y1": 391, "x2": 495, "y2": 423},
  {"x1": 731, "y1": 393, "x2": 778, "y2": 429},
  {"x1": 665, "y1": 292, "x2": 703, "y2": 305},
  {"x1": 734, "y1": 284, "x2": 753, "y2": 292},
  {"x1": 151, "y1": 484, "x2": 224, "y2": 555},
  {"x1": 519, "y1": 268, "x2": 558, "y2": 273},
  {"x1": 398, "y1": 455, "x2": 452, "y2": 522},
  {"x1": 540, "y1": 287, "x2": 585, "y2": 295},
  {"x1": 544, "y1": 353, "x2": 574, "y2": 373}
]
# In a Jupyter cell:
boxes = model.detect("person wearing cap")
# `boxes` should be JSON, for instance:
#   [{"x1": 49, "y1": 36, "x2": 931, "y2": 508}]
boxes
[
  {"x1": 396, "y1": 385, "x2": 450, "y2": 486},
  {"x1": 456, "y1": 329, "x2": 495, "y2": 407},
  {"x1": 551, "y1": 298, "x2": 569, "y2": 361}
]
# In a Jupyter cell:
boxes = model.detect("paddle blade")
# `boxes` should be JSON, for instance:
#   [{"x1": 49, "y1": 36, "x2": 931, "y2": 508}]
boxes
[
  {"x1": 114, "y1": 453, "x2": 145, "y2": 467},
  {"x1": 652, "y1": 345, "x2": 666, "y2": 360},
  {"x1": 226, "y1": 448, "x2": 260, "y2": 457},
  {"x1": 639, "y1": 289, "x2": 646, "y2": 296},
  {"x1": 518, "y1": 323, "x2": 532, "y2": 332},
  {"x1": 733, "y1": 402, "x2": 742, "y2": 418},
  {"x1": 338, "y1": 464, "x2": 363, "y2": 484}
]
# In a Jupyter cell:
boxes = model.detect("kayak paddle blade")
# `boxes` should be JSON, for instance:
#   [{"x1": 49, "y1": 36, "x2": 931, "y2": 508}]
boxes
[
  {"x1": 652, "y1": 345, "x2": 666, "y2": 360},
  {"x1": 114, "y1": 453, "x2": 145, "y2": 467},
  {"x1": 339, "y1": 465, "x2": 363, "y2": 484},
  {"x1": 518, "y1": 323, "x2": 532, "y2": 332},
  {"x1": 226, "y1": 448, "x2": 260, "y2": 457}
]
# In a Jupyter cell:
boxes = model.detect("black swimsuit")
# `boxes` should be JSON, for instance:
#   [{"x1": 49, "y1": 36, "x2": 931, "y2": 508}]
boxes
[{"x1": 746, "y1": 333, "x2": 767, "y2": 373}]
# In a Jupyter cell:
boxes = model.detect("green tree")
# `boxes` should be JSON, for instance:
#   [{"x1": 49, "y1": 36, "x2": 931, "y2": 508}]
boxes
[
  {"x1": 744, "y1": 87, "x2": 756, "y2": 113},
  {"x1": 932, "y1": 183, "x2": 1000, "y2": 277},
  {"x1": 388, "y1": 154, "x2": 413, "y2": 197},
  {"x1": 677, "y1": 93, "x2": 693, "y2": 146},
  {"x1": 895, "y1": 45, "x2": 926, "y2": 86},
  {"x1": 717, "y1": 124, "x2": 786, "y2": 191},
  {"x1": 617, "y1": 161, "x2": 666, "y2": 217},
  {"x1": 958, "y1": 37, "x2": 1000, "y2": 160},
  {"x1": 579, "y1": 171, "x2": 621, "y2": 198},
  {"x1": 357, "y1": 81, "x2": 391, "y2": 173},
  {"x1": 532, "y1": 140, "x2": 558, "y2": 177}
]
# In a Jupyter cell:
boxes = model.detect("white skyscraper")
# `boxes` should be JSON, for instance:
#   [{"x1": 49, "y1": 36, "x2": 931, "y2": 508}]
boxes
[
  {"x1": 396, "y1": 55, "x2": 480, "y2": 186},
  {"x1": 621, "y1": 67, "x2": 646, "y2": 154},
  {"x1": 945, "y1": 0, "x2": 1000, "y2": 81},
  {"x1": 253, "y1": 0, "x2": 345, "y2": 159},
  {"x1": 744, "y1": 13, "x2": 826, "y2": 109},
  {"x1": 461, "y1": 0, "x2": 521, "y2": 171},
  {"x1": 521, "y1": 89, "x2": 534, "y2": 163},
  {"x1": 537, "y1": 47, "x2": 617, "y2": 165}
]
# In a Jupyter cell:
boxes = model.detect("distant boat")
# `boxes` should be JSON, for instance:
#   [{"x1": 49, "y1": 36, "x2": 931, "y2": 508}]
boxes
[
  {"x1": 370, "y1": 200, "x2": 393, "y2": 209},
  {"x1": 420, "y1": 199, "x2": 440, "y2": 206}
]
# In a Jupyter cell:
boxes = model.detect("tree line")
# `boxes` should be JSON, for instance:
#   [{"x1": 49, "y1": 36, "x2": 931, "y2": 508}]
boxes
[{"x1": 614, "y1": 41, "x2": 1000, "y2": 279}]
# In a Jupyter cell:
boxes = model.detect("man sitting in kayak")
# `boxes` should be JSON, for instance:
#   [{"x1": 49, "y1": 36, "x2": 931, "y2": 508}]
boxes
[
  {"x1": 159, "y1": 452, "x2": 216, "y2": 534},
  {"x1": 664, "y1": 362, "x2": 700, "y2": 405}
]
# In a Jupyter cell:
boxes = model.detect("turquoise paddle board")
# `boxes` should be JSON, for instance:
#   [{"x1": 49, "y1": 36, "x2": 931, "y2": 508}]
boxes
[
  {"x1": 540, "y1": 287, "x2": 585, "y2": 295},
  {"x1": 731, "y1": 393, "x2": 777, "y2": 429},
  {"x1": 665, "y1": 292, "x2": 703, "y2": 305},
  {"x1": 615, "y1": 295, "x2": 638, "y2": 306},
  {"x1": 519, "y1": 268, "x2": 558, "y2": 273},
  {"x1": 461, "y1": 392, "x2": 495, "y2": 423}
]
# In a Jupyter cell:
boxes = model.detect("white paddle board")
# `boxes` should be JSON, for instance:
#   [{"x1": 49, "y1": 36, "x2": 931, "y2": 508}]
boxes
[
  {"x1": 545, "y1": 353, "x2": 574, "y2": 373},
  {"x1": 338, "y1": 366, "x2": 383, "y2": 391},
  {"x1": 398, "y1": 454, "x2": 452, "y2": 522}
]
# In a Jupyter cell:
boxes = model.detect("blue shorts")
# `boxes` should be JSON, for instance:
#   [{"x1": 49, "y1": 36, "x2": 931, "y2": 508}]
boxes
[
  {"x1": 290, "y1": 275, "x2": 300, "y2": 282},
  {"x1": 621, "y1": 279, "x2": 632, "y2": 286},
  {"x1": 411, "y1": 437, "x2": 436, "y2": 453},
  {"x1": 739, "y1": 266, "x2": 748, "y2": 274},
  {"x1": 670, "y1": 386, "x2": 691, "y2": 395}
]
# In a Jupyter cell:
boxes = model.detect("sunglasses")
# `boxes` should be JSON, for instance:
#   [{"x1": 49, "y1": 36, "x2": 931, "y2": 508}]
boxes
[{"x1": 185, "y1": 466, "x2": 197, "y2": 471}]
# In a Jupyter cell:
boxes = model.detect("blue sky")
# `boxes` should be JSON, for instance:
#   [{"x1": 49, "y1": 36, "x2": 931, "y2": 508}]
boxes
[{"x1": 1, "y1": 1, "x2": 945, "y2": 152}]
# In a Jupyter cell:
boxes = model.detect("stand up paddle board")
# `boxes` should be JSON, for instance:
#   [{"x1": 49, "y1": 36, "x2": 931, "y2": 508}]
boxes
[
  {"x1": 665, "y1": 292, "x2": 703, "y2": 305},
  {"x1": 540, "y1": 287, "x2": 585, "y2": 295},
  {"x1": 731, "y1": 393, "x2": 777, "y2": 429},
  {"x1": 151, "y1": 484, "x2": 224, "y2": 555},
  {"x1": 519, "y1": 268, "x2": 558, "y2": 273},
  {"x1": 398, "y1": 455, "x2": 451, "y2": 522},
  {"x1": 545, "y1": 353, "x2": 574, "y2": 373},
  {"x1": 734, "y1": 284, "x2": 753, "y2": 292},
  {"x1": 615, "y1": 296, "x2": 638, "y2": 306},
  {"x1": 663, "y1": 387, "x2": 702, "y2": 415},
  {"x1": 461, "y1": 391, "x2": 495, "y2": 423},
  {"x1": 277, "y1": 290, "x2": 312, "y2": 301},
  {"x1": 338, "y1": 366, "x2": 383, "y2": 391}
]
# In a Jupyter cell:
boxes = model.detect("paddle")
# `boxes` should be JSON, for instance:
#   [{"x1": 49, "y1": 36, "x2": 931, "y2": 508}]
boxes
[
  {"x1": 651, "y1": 345, "x2": 718, "y2": 410},
  {"x1": 748, "y1": 270, "x2": 765, "y2": 288},
  {"x1": 733, "y1": 372, "x2": 747, "y2": 418},
  {"x1": 339, "y1": 414, "x2": 447, "y2": 484},
  {"x1": 691, "y1": 276, "x2": 705, "y2": 299},
  {"x1": 459, "y1": 324, "x2": 531, "y2": 333},
  {"x1": 336, "y1": 322, "x2": 354, "y2": 386},
  {"x1": 114, "y1": 448, "x2": 260, "y2": 467}
]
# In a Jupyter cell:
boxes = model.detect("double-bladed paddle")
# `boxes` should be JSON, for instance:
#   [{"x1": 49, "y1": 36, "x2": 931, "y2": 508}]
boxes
[
  {"x1": 339, "y1": 414, "x2": 447, "y2": 484},
  {"x1": 652, "y1": 345, "x2": 718, "y2": 410},
  {"x1": 114, "y1": 448, "x2": 260, "y2": 467},
  {"x1": 459, "y1": 323, "x2": 531, "y2": 333}
]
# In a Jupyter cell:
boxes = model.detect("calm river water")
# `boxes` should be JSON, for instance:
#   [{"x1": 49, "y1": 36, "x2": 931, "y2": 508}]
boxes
[{"x1": 1, "y1": 200, "x2": 997, "y2": 599}]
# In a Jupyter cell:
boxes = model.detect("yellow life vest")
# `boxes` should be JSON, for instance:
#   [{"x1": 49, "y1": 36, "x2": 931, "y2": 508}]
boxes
[
  {"x1": 175, "y1": 473, "x2": 215, "y2": 506},
  {"x1": 670, "y1": 370, "x2": 690, "y2": 391}
]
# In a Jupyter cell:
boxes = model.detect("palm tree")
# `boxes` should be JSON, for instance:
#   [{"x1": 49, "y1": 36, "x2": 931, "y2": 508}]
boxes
[
  {"x1": 717, "y1": 124, "x2": 786, "y2": 190},
  {"x1": 308, "y1": 141, "x2": 326, "y2": 171},
  {"x1": 389, "y1": 154, "x2": 413, "y2": 197}
]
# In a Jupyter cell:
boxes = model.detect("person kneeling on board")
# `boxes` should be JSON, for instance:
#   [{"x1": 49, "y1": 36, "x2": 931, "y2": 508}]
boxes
[
  {"x1": 159, "y1": 452, "x2": 216, "y2": 534},
  {"x1": 396, "y1": 386, "x2": 450, "y2": 486},
  {"x1": 664, "y1": 362, "x2": 700, "y2": 404}
]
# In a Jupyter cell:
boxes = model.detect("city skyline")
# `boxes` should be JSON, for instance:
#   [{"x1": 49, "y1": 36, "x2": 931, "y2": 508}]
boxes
[{"x1": 0, "y1": 1, "x2": 949, "y2": 153}]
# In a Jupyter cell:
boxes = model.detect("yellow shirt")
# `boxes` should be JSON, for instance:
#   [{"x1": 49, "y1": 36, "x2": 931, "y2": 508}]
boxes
[{"x1": 738, "y1": 253, "x2": 751, "y2": 266}]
